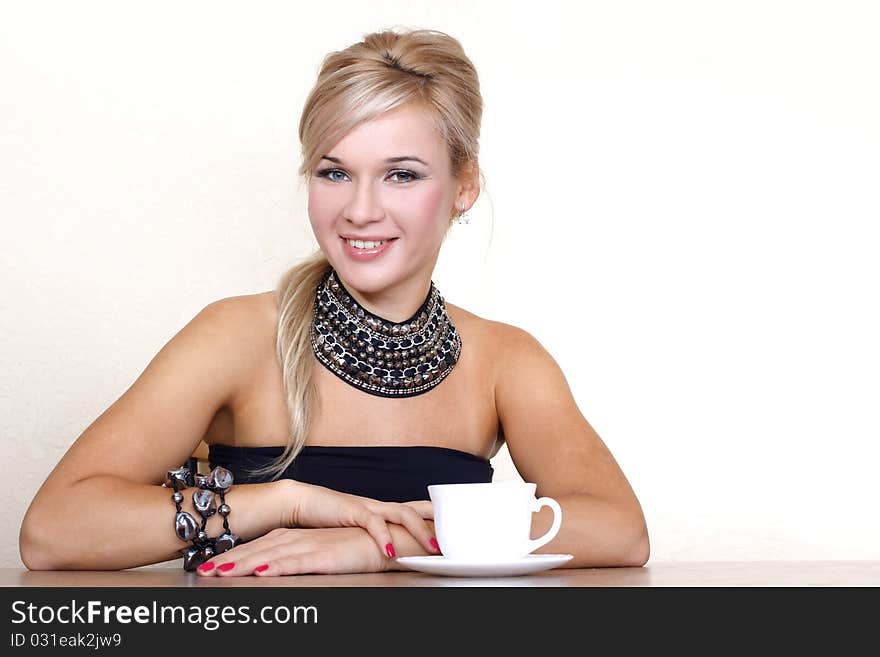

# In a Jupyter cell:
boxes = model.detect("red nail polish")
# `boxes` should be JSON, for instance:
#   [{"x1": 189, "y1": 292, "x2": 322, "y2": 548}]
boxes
[
  {"x1": 198, "y1": 561, "x2": 215, "y2": 572},
  {"x1": 217, "y1": 562, "x2": 235, "y2": 572},
  {"x1": 254, "y1": 564, "x2": 269, "y2": 573},
  {"x1": 429, "y1": 537, "x2": 440, "y2": 553},
  {"x1": 385, "y1": 543, "x2": 396, "y2": 558}
]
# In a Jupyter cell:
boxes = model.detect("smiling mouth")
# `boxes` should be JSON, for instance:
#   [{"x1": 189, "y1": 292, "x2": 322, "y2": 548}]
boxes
[{"x1": 341, "y1": 237, "x2": 398, "y2": 249}]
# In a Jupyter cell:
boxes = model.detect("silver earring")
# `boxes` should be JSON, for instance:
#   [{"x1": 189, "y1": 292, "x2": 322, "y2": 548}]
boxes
[{"x1": 456, "y1": 206, "x2": 470, "y2": 224}]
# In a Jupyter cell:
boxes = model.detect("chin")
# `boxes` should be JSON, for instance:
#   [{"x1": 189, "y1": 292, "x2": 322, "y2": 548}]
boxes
[{"x1": 330, "y1": 264, "x2": 392, "y2": 293}]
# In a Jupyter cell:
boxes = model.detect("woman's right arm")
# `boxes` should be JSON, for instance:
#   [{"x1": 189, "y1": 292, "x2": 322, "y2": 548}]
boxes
[{"x1": 19, "y1": 296, "x2": 293, "y2": 570}]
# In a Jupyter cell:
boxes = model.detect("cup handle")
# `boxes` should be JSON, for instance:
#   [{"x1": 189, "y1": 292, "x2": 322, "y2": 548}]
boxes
[{"x1": 526, "y1": 496, "x2": 563, "y2": 554}]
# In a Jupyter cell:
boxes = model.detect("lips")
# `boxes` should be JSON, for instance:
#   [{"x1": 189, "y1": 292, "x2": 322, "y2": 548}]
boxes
[{"x1": 340, "y1": 236, "x2": 397, "y2": 260}]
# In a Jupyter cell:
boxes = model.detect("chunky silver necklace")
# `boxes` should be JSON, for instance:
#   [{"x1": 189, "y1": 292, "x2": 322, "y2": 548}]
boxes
[{"x1": 310, "y1": 268, "x2": 461, "y2": 398}]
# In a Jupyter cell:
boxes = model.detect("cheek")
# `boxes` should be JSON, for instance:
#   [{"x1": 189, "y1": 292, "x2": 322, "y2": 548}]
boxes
[
  {"x1": 307, "y1": 184, "x2": 322, "y2": 219},
  {"x1": 307, "y1": 187, "x2": 336, "y2": 232},
  {"x1": 421, "y1": 186, "x2": 445, "y2": 215},
  {"x1": 405, "y1": 186, "x2": 447, "y2": 233}
]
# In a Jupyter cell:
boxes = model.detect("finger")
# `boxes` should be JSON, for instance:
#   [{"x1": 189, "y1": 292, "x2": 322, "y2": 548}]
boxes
[
  {"x1": 403, "y1": 500, "x2": 434, "y2": 519},
  {"x1": 195, "y1": 542, "x2": 248, "y2": 576},
  {"x1": 379, "y1": 503, "x2": 437, "y2": 553},
  {"x1": 211, "y1": 543, "x2": 297, "y2": 577},
  {"x1": 255, "y1": 551, "x2": 334, "y2": 576},
  {"x1": 357, "y1": 502, "x2": 437, "y2": 554},
  {"x1": 359, "y1": 512, "x2": 395, "y2": 558},
  {"x1": 196, "y1": 530, "x2": 293, "y2": 577},
  {"x1": 361, "y1": 498, "x2": 432, "y2": 520},
  {"x1": 195, "y1": 560, "x2": 218, "y2": 576}
]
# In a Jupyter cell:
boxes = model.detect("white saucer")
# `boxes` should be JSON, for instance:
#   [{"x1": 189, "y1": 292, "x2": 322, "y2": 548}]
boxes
[{"x1": 395, "y1": 554, "x2": 573, "y2": 577}]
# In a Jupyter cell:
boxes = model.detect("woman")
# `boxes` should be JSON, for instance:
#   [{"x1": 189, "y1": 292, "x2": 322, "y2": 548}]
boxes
[{"x1": 20, "y1": 28, "x2": 649, "y2": 576}]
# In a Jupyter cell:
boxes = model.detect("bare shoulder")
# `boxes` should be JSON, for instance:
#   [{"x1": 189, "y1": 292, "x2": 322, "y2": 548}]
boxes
[
  {"x1": 185, "y1": 291, "x2": 277, "y2": 377},
  {"x1": 447, "y1": 305, "x2": 546, "y2": 360},
  {"x1": 479, "y1": 317, "x2": 564, "y2": 395},
  {"x1": 445, "y1": 302, "x2": 488, "y2": 333},
  {"x1": 139, "y1": 289, "x2": 278, "y2": 395},
  {"x1": 486, "y1": 319, "x2": 542, "y2": 351},
  {"x1": 444, "y1": 302, "x2": 518, "y2": 336},
  {"x1": 445, "y1": 304, "x2": 552, "y2": 381},
  {"x1": 202, "y1": 290, "x2": 276, "y2": 332}
]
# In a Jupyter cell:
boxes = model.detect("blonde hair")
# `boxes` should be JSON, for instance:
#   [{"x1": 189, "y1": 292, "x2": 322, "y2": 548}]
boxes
[{"x1": 252, "y1": 28, "x2": 484, "y2": 479}]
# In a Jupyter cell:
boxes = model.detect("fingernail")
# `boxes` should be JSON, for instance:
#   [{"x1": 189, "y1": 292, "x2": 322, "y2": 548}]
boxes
[
  {"x1": 197, "y1": 561, "x2": 215, "y2": 572},
  {"x1": 254, "y1": 564, "x2": 269, "y2": 573},
  {"x1": 217, "y1": 562, "x2": 235, "y2": 572},
  {"x1": 385, "y1": 543, "x2": 396, "y2": 558},
  {"x1": 429, "y1": 537, "x2": 440, "y2": 553}
]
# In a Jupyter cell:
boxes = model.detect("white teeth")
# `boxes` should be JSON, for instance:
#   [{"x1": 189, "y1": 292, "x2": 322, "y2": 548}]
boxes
[{"x1": 346, "y1": 239, "x2": 387, "y2": 249}]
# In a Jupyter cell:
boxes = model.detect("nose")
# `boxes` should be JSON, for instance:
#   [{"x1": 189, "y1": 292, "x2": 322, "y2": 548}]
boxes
[{"x1": 343, "y1": 179, "x2": 384, "y2": 226}]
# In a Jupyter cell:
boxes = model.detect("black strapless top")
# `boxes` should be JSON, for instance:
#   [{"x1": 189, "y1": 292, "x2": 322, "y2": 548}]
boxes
[{"x1": 208, "y1": 444, "x2": 494, "y2": 503}]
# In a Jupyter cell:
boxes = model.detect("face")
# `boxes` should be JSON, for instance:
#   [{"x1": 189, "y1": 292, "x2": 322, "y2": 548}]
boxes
[{"x1": 307, "y1": 103, "x2": 468, "y2": 318}]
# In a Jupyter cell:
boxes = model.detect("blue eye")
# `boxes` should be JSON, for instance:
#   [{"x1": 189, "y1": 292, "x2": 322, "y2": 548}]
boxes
[{"x1": 316, "y1": 168, "x2": 348, "y2": 182}]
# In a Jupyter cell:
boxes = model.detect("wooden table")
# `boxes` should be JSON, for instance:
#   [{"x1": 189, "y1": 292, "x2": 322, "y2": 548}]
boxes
[{"x1": 3, "y1": 561, "x2": 879, "y2": 587}]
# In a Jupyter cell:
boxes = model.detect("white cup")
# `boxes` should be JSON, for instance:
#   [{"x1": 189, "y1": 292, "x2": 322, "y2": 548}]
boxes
[{"x1": 428, "y1": 481, "x2": 563, "y2": 561}]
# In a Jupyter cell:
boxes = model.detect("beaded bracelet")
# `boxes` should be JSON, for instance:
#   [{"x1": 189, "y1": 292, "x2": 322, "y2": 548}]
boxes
[{"x1": 165, "y1": 465, "x2": 241, "y2": 571}]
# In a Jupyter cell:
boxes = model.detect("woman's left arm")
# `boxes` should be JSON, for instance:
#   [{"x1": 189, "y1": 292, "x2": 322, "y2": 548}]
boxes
[{"x1": 494, "y1": 326, "x2": 650, "y2": 568}]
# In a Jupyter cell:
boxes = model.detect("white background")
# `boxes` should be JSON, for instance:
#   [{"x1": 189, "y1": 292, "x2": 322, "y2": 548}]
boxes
[{"x1": 1, "y1": 1, "x2": 878, "y2": 567}]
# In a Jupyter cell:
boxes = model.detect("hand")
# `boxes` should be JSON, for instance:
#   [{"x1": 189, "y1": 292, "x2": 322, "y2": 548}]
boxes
[
  {"x1": 283, "y1": 481, "x2": 436, "y2": 557},
  {"x1": 197, "y1": 527, "x2": 397, "y2": 576}
]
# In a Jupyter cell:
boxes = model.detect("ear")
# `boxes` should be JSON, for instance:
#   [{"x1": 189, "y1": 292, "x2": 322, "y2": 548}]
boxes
[{"x1": 454, "y1": 159, "x2": 481, "y2": 212}]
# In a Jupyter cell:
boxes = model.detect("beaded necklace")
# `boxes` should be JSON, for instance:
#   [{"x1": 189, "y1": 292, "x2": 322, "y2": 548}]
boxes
[{"x1": 310, "y1": 269, "x2": 461, "y2": 398}]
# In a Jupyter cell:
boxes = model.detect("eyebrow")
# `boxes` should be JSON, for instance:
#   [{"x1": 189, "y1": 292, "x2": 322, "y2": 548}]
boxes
[{"x1": 320, "y1": 155, "x2": 429, "y2": 166}]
